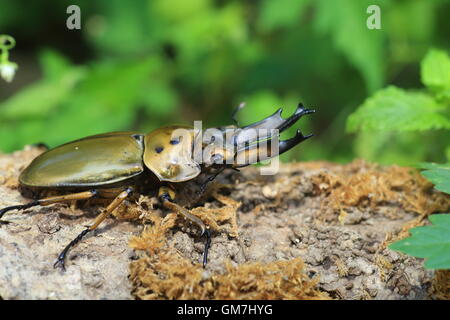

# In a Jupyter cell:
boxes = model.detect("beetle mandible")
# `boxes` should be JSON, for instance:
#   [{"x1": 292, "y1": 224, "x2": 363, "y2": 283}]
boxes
[{"x1": 0, "y1": 103, "x2": 314, "y2": 270}]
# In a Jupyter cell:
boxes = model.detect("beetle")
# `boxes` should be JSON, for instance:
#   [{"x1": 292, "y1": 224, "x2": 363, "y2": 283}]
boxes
[{"x1": 0, "y1": 103, "x2": 314, "y2": 270}]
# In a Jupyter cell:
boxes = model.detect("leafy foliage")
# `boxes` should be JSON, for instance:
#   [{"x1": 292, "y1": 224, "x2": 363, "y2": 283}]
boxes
[
  {"x1": 0, "y1": 0, "x2": 449, "y2": 166},
  {"x1": 0, "y1": 51, "x2": 165, "y2": 150},
  {"x1": 389, "y1": 214, "x2": 450, "y2": 270},
  {"x1": 348, "y1": 48, "x2": 450, "y2": 174},
  {"x1": 418, "y1": 162, "x2": 450, "y2": 194},
  {"x1": 347, "y1": 86, "x2": 450, "y2": 132},
  {"x1": 347, "y1": 48, "x2": 450, "y2": 165},
  {"x1": 257, "y1": 0, "x2": 310, "y2": 32},
  {"x1": 314, "y1": 0, "x2": 384, "y2": 93},
  {"x1": 421, "y1": 49, "x2": 450, "y2": 101},
  {"x1": 349, "y1": 48, "x2": 450, "y2": 270}
]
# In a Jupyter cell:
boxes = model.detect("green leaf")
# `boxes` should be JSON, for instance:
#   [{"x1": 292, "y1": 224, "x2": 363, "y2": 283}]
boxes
[
  {"x1": 257, "y1": 0, "x2": 310, "y2": 32},
  {"x1": 417, "y1": 162, "x2": 450, "y2": 171},
  {"x1": 421, "y1": 49, "x2": 450, "y2": 100},
  {"x1": 141, "y1": 81, "x2": 179, "y2": 117},
  {"x1": 347, "y1": 86, "x2": 450, "y2": 132},
  {"x1": 0, "y1": 50, "x2": 83, "y2": 124},
  {"x1": 0, "y1": 67, "x2": 85, "y2": 120},
  {"x1": 41, "y1": 57, "x2": 162, "y2": 147},
  {"x1": 89, "y1": 0, "x2": 155, "y2": 55},
  {"x1": 389, "y1": 214, "x2": 450, "y2": 270},
  {"x1": 354, "y1": 131, "x2": 429, "y2": 165},
  {"x1": 0, "y1": 56, "x2": 162, "y2": 151},
  {"x1": 314, "y1": 0, "x2": 385, "y2": 92},
  {"x1": 418, "y1": 162, "x2": 450, "y2": 194},
  {"x1": 39, "y1": 49, "x2": 72, "y2": 80},
  {"x1": 386, "y1": 0, "x2": 436, "y2": 63}
]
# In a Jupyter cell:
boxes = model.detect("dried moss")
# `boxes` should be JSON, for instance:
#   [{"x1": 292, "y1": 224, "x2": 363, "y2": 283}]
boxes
[
  {"x1": 129, "y1": 212, "x2": 328, "y2": 300},
  {"x1": 189, "y1": 191, "x2": 240, "y2": 237},
  {"x1": 429, "y1": 270, "x2": 450, "y2": 300},
  {"x1": 128, "y1": 159, "x2": 449, "y2": 300},
  {"x1": 126, "y1": 190, "x2": 327, "y2": 300},
  {"x1": 0, "y1": 146, "x2": 44, "y2": 190},
  {"x1": 311, "y1": 159, "x2": 450, "y2": 222}
]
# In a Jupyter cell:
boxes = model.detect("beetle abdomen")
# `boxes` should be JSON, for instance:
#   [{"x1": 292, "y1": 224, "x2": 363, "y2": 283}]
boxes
[{"x1": 19, "y1": 132, "x2": 145, "y2": 188}]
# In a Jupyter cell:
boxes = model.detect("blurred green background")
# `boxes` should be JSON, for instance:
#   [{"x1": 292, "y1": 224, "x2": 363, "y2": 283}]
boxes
[{"x1": 0, "y1": 0, "x2": 449, "y2": 165}]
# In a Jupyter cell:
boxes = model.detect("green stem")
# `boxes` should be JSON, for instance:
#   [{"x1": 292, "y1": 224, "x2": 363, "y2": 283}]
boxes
[{"x1": 0, "y1": 35, "x2": 15, "y2": 63}]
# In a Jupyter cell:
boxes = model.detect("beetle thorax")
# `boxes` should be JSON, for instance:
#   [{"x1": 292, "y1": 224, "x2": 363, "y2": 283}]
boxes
[{"x1": 143, "y1": 126, "x2": 201, "y2": 182}]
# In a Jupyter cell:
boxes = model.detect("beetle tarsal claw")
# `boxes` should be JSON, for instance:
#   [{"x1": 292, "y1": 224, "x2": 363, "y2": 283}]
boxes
[
  {"x1": 53, "y1": 256, "x2": 66, "y2": 271},
  {"x1": 202, "y1": 227, "x2": 212, "y2": 267},
  {"x1": 200, "y1": 225, "x2": 210, "y2": 237},
  {"x1": 53, "y1": 227, "x2": 91, "y2": 271}
]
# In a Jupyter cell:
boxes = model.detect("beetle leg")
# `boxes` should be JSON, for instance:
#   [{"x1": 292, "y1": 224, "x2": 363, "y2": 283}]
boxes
[
  {"x1": 0, "y1": 201, "x2": 40, "y2": 222},
  {"x1": 0, "y1": 190, "x2": 99, "y2": 221},
  {"x1": 197, "y1": 166, "x2": 226, "y2": 197},
  {"x1": 158, "y1": 185, "x2": 211, "y2": 267},
  {"x1": 53, "y1": 187, "x2": 133, "y2": 271}
]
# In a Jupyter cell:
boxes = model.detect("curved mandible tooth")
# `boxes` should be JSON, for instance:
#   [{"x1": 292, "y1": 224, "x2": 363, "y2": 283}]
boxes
[
  {"x1": 277, "y1": 103, "x2": 315, "y2": 132},
  {"x1": 278, "y1": 129, "x2": 314, "y2": 155}
]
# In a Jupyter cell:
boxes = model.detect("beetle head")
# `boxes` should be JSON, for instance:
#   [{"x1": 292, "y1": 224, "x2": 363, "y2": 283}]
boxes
[{"x1": 143, "y1": 103, "x2": 314, "y2": 182}]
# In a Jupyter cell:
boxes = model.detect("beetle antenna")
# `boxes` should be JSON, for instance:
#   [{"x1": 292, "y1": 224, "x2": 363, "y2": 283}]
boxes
[{"x1": 197, "y1": 166, "x2": 226, "y2": 198}]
